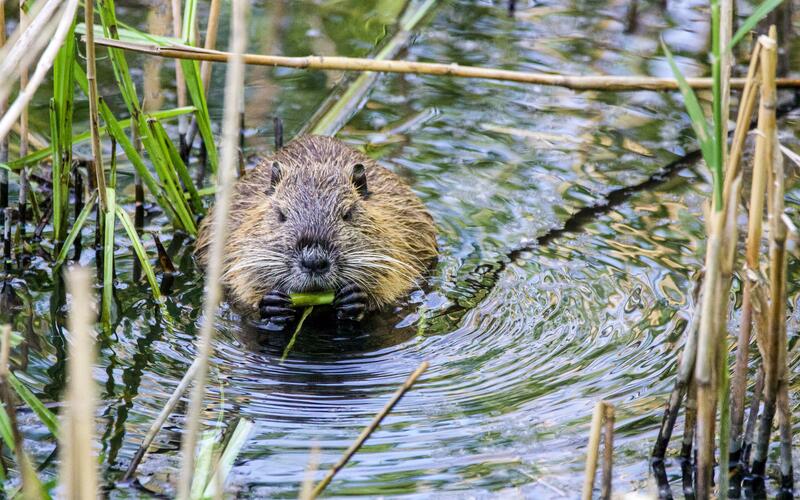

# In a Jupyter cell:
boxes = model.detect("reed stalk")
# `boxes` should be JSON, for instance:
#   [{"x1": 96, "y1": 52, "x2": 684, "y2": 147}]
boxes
[
  {"x1": 0, "y1": 0, "x2": 6, "y2": 233},
  {"x1": 123, "y1": 358, "x2": 201, "y2": 481},
  {"x1": 729, "y1": 42, "x2": 764, "y2": 475},
  {"x1": 600, "y1": 404, "x2": 614, "y2": 500},
  {"x1": 176, "y1": 0, "x2": 248, "y2": 495},
  {"x1": 750, "y1": 32, "x2": 779, "y2": 481},
  {"x1": 59, "y1": 267, "x2": 98, "y2": 499},
  {"x1": 0, "y1": 0, "x2": 80, "y2": 144},
  {"x1": 170, "y1": 0, "x2": 189, "y2": 152},
  {"x1": 85, "y1": 0, "x2": 108, "y2": 211},
  {"x1": 309, "y1": 361, "x2": 429, "y2": 499},
  {"x1": 88, "y1": 36, "x2": 800, "y2": 91}
]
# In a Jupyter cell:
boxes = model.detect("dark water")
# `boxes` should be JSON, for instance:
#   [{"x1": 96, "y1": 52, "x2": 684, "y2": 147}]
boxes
[{"x1": 3, "y1": 0, "x2": 800, "y2": 497}]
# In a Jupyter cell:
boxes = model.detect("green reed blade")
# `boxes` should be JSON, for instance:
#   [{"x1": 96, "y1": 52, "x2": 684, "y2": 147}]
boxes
[
  {"x1": 661, "y1": 39, "x2": 718, "y2": 203},
  {"x1": 151, "y1": 119, "x2": 204, "y2": 214},
  {"x1": 140, "y1": 119, "x2": 198, "y2": 235},
  {"x1": 0, "y1": 405, "x2": 14, "y2": 451},
  {"x1": 728, "y1": 0, "x2": 784, "y2": 52},
  {"x1": 180, "y1": 58, "x2": 218, "y2": 173},
  {"x1": 7, "y1": 373, "x2": 59, "y2": 438},
  {"x1": 280, "y1": 306, "x2": 314, "y2": 363},
  {"x1": 97, "y1": 0, "x2": 140, "y2": 116},
  {"x1": 181, "y1": 0, "x2": 198, "y2": 45},
  {"x1": 115, "y1": 205, "x2": 162, "y2": 300},
  {"x1": 190, "y1": 429, "x2": 219, "y2": 500},
  {"x1": 3, "y1": 107, "x2": 195, "y2": 170},
  {"x1": 101, "y1": 187, "x2": 117, "y2": 326},
  {"x1": 54, "y1": 190, "x2": 99, "y2": 270},
  {"x1": 49, "y1": 99, "x2": 63, "y2": 247},
  {"x1": 77, "y1": 22, "x2": 179, "y2": 46},
  {"x1": 202, "y1": 418, "x2": 254, "y2": 499}
]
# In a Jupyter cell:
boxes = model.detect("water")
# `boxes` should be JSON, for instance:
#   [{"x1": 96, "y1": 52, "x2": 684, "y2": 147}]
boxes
[{"x1": 3, "y1": 0, "x2": 800, "y2": 497}]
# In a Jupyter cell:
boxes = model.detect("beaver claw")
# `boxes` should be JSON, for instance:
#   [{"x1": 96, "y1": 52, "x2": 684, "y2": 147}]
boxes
[
  {"x1": 259, "y1": 290, "x2": 295, "y2": 331},
  {"x1": 334, "y1": 284, "x2": 368, "y2": 322}
]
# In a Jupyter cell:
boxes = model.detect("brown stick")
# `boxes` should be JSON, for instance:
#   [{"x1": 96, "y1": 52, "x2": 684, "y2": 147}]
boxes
[
  {"x1": 85, "y1": 0, "x2": 108, "y2": 211},
  {"x1": 582, "y1": 401, "x2": 605, "y2": 500},
  {"x1": 600, "y1": 404, "x2": 614, "y2": 500},
  {"x1": 310, "y1": 362, "x2": 429, "y2": 499},
  {"x1": 729, "y1": 42, "x2": 764, "y2": 466},
  {"x1": 88, "y1": 36, "x2": 800, "y2": 91},
  {"x1": 751, "y1": 31, "x2": 780, "y2": 481}
]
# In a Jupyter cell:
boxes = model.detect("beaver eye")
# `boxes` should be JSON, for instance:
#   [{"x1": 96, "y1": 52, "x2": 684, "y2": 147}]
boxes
[
  {"x1": 342, "y1": 206, "x2": 355, "y2": 221},
  {"x1": 276, "y1": 208, "x2": 287, "y2": 223}
]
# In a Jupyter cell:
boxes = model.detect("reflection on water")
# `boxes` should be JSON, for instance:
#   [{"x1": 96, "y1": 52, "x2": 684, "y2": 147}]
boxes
[{"x1": 3, "y1": 0, "x2": 800, "y2": 497}]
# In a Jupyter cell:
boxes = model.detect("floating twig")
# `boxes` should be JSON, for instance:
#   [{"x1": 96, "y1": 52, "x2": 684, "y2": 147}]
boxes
[
  {"x1": 89, "y1": 35, "x2": 800, "y2": 91},
  {"x1": 309, "y1": 361, "x2": 429, "y2": 499}
]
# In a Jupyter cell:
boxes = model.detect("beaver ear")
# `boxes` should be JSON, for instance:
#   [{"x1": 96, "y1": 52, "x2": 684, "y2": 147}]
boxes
[
  {"x1": 351, "y1": 163, "x2": 368, "y2": 198},
  {"x1": 267, "y1": 161, "x2": 282, "y2": 195}
]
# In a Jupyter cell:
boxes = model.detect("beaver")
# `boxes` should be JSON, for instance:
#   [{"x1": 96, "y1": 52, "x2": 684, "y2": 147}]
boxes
[{"x1": 195, "y1": 135, "x2": 438, "y2": 330}]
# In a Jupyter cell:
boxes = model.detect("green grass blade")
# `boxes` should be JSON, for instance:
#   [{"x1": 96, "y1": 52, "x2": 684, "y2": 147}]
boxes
[
  {"x1": 290, "y1": 292, "x2": 334, "y2": 307},
  {"x1": 280, "y1": 307, "x2": 314, "y2": 363},
  {"x1": 203, "y1": 418, "x2": 254, "y2": 499},
  {"x1": 140, "y1": 119, "x2": 198, "y2": 235},
  {"x1": 49, "y1": 99, "x2": 64, "y2": 246},
  {"x1": 728, "y1": 0, "x2": 784, "y2": 51},
  {"x1": 182, "y1": 0, "x2": 198, "y2": 45},
  {"x1": 7, "y1": 373, "x2": 59, "y2": 438},
  {"x1": 0, "y1": 404, "x2": 15, "y2": 451},
  {"x1": 190, "y1": 430, "x2": 219, "y2": 500},
  {"x1": 97, "y1": 0, "x2": 141, "y2": 116},
  {"x1": 180, "y1": 59, "x2": 218, "y2": 173},
  {"x1": 115, "y1": 205, "x2": 162, "y2": 300},
  {"x1": 101, "y1": 188, "x2": 117, "y2": 326},
  {"x1": 54, "y1": 190, "x2": 99, "y2": 270},
  {"x1": 5, "y1": 107, "x2": 195, "y2": 170},
  {"x1": 151, "y1": 119, "x2": 204, "y2": 213},
  {"x1": 661, "y1": 39, "x2": 716, "y2": 174}
]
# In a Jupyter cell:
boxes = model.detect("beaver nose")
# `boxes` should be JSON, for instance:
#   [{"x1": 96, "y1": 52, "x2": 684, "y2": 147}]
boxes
[{"x1": 300, "y1": 252, "x2": 330, "y2": 274}]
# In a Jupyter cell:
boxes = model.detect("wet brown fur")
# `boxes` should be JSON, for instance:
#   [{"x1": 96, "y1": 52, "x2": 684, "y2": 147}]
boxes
[{"x1": 195, "y1": 135, "x2": 438, "y2": 314}]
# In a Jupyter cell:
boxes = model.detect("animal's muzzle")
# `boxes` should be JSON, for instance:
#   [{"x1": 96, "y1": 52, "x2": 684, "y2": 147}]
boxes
[{"x1": 298, "y1": 246, "x2": 331, "y2": 276}]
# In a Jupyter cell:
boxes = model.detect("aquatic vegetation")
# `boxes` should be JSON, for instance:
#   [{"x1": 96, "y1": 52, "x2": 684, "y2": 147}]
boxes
[{"x1": 0, "y1": 0, "x2": 798, "y2": 497}]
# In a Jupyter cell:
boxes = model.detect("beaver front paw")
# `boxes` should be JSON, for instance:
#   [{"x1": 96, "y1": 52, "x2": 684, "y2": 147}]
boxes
[
  {"x1": 334, "y1": 284, "x2": 368, "y2": 322},
  {"x1": 259, "y1": 290, "x2": 296, "y2": 331}
]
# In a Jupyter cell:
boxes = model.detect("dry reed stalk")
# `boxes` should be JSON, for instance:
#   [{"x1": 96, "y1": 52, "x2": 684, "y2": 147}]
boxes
[
  {"x1": 19, "y1": 1, "x2": 29, "y2": 159},
  {"x1": 310, "y1": 361, "x2": 429, "y2": 499},
  {"x1": 750, "y1": 32, "x2": 780, "y2": 481},
  {"x1": 0, "y1": 0, "x2": 7, "y2": 219},
  {"x1": 200, "y1": 0, "x2": 221, "y2": 90},
  {"x1": 582, "y1": 405, "x2": 603, "y2": 499},
  {"x1": 0, "y1": 0, "x2": 62, "y2": 93},
  {"x1": 298, "y1": 444, "x2": 320, "y2": 500},
  {"x1": 170, "y1": 0, "x2": 188, "y2": 149},
  {"x1": 0, "y1": 0, "x2": 80, "y2": 144},
  {"x1": 123, "y1": 358, "x2": 200, "y2": 481},
  {"x1": 85, "y1": 0, "x2": 108, "y2": 211},
  {"x1": 694, "y1": 205, "x2": 725, "y2": 498},
  {"x1": 122, "y1": 358, "x2": 200, "y2": 482},
  {"x1": 600, "y1": 404, "x2": 614, "y2": 500},
  {"x1": 729, "y1": 43, "x2": 764, "y2": 465},
  {"x1": 176, "y1": 0, "x2": 248, "y2": 496},
  {"x1": 89, "y1": 36, "x2": 800, "y2": 91},
  {"x1": 59, "y1": 267, "x2": 98, "y2": 499}
]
